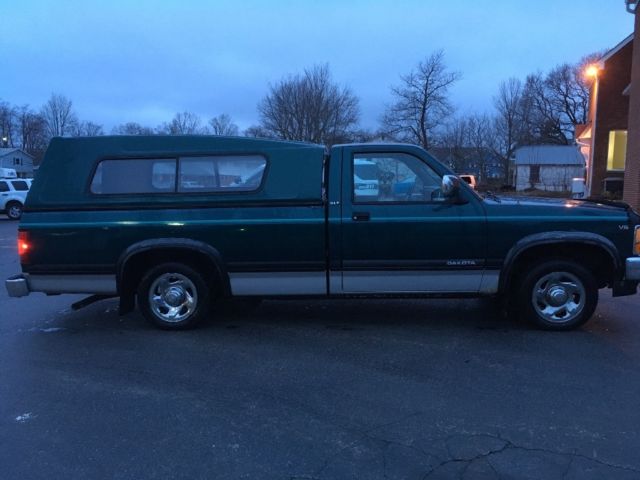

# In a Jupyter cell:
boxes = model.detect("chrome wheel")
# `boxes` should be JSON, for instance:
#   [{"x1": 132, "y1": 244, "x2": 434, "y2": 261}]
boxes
[
  {"x1": 532, "y1": 271, "x2": 585, "y2": 324},
  {"x1": 7, "y1": 204, "x2": 22, "y2": 220},
  {"x1": 148, "y1": 273, "x2": 198, "y2": 323}
]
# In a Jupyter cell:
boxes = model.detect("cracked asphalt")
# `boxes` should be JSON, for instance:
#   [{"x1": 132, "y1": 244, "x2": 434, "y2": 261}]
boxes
[{"x1": 1, "y1": 219, "x2": 640, "y2": 479}]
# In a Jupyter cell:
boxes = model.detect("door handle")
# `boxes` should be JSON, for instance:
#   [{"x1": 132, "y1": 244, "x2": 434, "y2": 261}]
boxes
[{"x1": 352, "y1": 211, "x2": 370, "y2": 221}]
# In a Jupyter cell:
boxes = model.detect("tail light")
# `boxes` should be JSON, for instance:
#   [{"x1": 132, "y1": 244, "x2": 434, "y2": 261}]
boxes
[
  {"x1": 18, "y1": 231, "x2": 30, "y2": 256},
  {"x1": 635, "y1": 226, "x2": 640, "y2": 256}
]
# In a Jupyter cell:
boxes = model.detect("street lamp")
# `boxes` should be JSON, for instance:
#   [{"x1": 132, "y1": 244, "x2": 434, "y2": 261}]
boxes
[
  {"x1": 585, "y1": 64, "x2": 600, "y2": 79},
  {"x1": 1, "y1": 136, "x2": 7, "y2": 147},
  {"x1": 585, "y1": 63, "x2": 602, "y2": 198}
]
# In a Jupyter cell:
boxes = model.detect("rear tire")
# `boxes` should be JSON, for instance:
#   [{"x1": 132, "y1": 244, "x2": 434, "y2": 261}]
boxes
[
  {"x1": 517, "y1": 259, "x2": 598, "y2": 331},
  {"x1": 6, "y1": 202, "x2": 23, "y2": 220},
  {"x1": 137, "y1": 263, "x2": 211, "y2": 330}
]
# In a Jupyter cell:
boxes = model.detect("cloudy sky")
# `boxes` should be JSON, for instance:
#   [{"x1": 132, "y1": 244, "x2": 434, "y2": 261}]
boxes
[{"x1": 2, "y1": 0, "x2": 635, "y2": 132}]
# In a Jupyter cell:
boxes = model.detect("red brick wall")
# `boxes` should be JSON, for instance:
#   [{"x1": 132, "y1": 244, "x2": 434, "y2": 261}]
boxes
[
  {"x1": 623, "y1": 15, "x2": 640, "y2": 210},
  {"x1": 591, "y1": 39, "x2": 633, "y2": 198}
]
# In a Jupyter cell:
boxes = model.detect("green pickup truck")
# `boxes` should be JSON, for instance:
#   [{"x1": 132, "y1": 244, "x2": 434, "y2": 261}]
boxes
[{"x1": 5, "y1": 136, "x2": 640, "y2": 330}]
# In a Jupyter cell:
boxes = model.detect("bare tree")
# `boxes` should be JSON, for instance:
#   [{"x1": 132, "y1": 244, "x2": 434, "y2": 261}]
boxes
[
  {"x1": 382, "y1": 51, "x2": 461, "y2": 150},
  {"x1": 542, "y1": 52, "x2": 603, "y2": 136},
  {"x1": 545, "y1": 64, "x2": 588, "y2": 127},
  {"x1": 519, "y1": 73, "x2": 568, "y2": 145},
  {"x1": 70, "y1": 120, "x2": 104, "y2": 137},
  {"x1": 258, "y1": 64, "x2": 360, "y2": 145},
  {"x1": 511, "y1": 52, "x2": 604, "y2": 147},
  {"x1": 112, "y1": 122, "x2": 155, "y2": 135},
  {"x1": 244, "y1": 125, "x2": 272, "y2": 138},
  {"x1": 0, "y1": 101, "x2": 16, "y2": 146},
  {"x1": 158, "y1": 111, "x2": 204, "y2": 135},
  {"x1": 41, "y1": 93, "x2": 77, "y2": 138},
  {"x1": 440, "y1": 117, "x2": 470, "y2": 172},
  {"x1": 466, "y1": 114, "x2": 494, "y2": 182},
  {"x1": 15, "y1": 105, "x2": 47, "y2": 157},
  {"x1": 209, "y1": 114, "x2": 239, "y2": 136},
  {"x1": 491, "y1": 78, "x2": 524, "y2": 182}
]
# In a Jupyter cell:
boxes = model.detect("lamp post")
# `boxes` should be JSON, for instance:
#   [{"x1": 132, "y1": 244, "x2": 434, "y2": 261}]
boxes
[
  {"x1": 1, "y1": 136, "x2": 7, "y2": 148},
  {"x1": 584, "y1": 64, "x2": 601, "y2": 198}
]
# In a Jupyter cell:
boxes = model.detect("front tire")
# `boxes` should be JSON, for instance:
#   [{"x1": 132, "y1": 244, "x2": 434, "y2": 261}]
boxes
[
  {"x1": 6, "y1": 202, "x2": 23, "y2": 220},
  {"x1": 137, "y1": 263, "x2": 211, "y2": 330},
  {"x1": 517, "y1": 260, "x2": 598, "y2": 331}
]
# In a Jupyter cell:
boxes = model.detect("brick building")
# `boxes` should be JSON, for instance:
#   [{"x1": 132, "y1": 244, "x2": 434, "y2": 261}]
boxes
[
  {"x1": 577, "y1": 34, "x2": 633, "y2": 199},
  {"x1": 623, "y1": 3, "x2": 640, "y2": 210}
]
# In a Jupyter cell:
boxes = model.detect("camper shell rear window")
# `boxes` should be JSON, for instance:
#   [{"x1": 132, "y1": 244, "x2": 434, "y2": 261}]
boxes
[{"x1": 90, "y1": 155, "x2": 267, "y2": 195}]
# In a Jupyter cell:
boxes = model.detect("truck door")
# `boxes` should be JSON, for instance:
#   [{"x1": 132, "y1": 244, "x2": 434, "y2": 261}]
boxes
[{"x1": 337, "y1": 145, "x2": 490, "y2": 294}]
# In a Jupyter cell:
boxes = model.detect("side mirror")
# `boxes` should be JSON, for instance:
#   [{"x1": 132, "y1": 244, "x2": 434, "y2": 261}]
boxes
[{"x1": 441, "y1": 175, "x2": 460, "y2": 198}]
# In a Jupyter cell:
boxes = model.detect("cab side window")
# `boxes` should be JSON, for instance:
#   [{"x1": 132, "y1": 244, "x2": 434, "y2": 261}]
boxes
[
  {"x1": 0, "y1": 181, "x2": 9, "y2": 192},
  {"x1": 353, "y1": 153, "x2": 442, "y2": 203}
]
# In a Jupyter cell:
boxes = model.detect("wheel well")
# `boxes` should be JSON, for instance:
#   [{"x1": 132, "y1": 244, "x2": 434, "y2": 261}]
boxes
[
  {"x1": 6, "y1": 200, "x2": 22, "y2": 207},
  {"x1": 506, "y1": 242, "x2": 616, "y2": 291},
  {"x1": 118, "y1": 247, "x2": 229, "y2": 311}
]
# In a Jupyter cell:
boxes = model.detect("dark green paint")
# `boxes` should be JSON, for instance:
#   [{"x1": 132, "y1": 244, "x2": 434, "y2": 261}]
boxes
[{"x1": 19, "y1": 136, "x2": 639, "y2": 291}]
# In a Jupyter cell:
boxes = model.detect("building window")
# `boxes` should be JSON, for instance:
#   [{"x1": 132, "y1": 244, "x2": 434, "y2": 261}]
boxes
[
  {"x1": 607, "y1": 130, "x2": 627, "y2": 171},
  {"x1": 529, "y1": 165, "x2": 540, "y2": 184},
  {"x1": 14, "y1": 157, "x2": 21, "y2": 165}
]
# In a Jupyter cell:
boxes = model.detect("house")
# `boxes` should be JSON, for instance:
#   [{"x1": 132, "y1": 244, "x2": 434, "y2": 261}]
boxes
[
  {"x1": 0, "y1": 148, "x2": 35, "y2": 178},
  {"x1": 513, "y1": 145, "x2": 585, "y2": 192},
  {"x1": 577, "y1": 33, "x2": 634, "y2": 200},
  {"x1": 623, "y1": 2, "x2": 640, "y2": 210}
]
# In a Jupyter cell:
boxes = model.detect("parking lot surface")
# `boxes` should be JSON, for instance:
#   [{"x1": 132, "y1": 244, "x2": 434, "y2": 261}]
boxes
[{"x1": 1, "y1": 219, "x2": 640, "y2": 479}]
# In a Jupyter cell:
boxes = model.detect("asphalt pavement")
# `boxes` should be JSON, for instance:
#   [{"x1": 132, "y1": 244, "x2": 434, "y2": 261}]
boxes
[{"x1": 1, "y1": 218, "x2": 640, "y2": 479}]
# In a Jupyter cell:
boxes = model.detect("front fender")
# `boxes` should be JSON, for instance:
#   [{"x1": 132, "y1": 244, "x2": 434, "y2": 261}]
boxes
[{"x1": 499, "y1": 231, "x2": 621, "y2": 293}]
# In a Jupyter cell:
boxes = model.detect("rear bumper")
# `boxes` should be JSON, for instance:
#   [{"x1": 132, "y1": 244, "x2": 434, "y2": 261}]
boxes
[
  {"x1": 5, "y1": 274, "x2": 30, "y2": 297},
  {"x1": 5, "y1": 273, "x2": 117, "y2": 297}
]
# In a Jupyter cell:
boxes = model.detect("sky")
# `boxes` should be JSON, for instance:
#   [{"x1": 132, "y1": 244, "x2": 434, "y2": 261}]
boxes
[{"x1": 1, "y1": 0, "x2": 635, "y2": 133}]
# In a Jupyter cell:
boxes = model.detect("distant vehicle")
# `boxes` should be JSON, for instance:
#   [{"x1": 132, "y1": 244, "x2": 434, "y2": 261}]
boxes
[
  {"x1": 458, "y1": 174, "x2": 477, "y2": 189},
  {"x1": 353, "y1": 159, "x2": 379, "y2": 200},
  {"x1": 0, "y1": 167, "x2": 18, "y2": 179},
  {"x1": 0, "y1": 178, "x2": 31, "y2": 220}
]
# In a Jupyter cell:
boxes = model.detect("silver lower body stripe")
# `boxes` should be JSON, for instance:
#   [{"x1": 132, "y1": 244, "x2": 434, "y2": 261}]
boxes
[
  {"x1": 229, "y1": 272, "x2": 326, "y2": 296},
  {"x1": 27, "y1": 274, "x2": 117, "y2": 295},
  {"x1": 341, "y1": 270, "x2": 500, "y2": 294}
]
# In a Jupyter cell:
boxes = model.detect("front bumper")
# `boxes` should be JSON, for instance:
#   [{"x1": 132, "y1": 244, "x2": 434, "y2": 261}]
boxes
[
  {"x1": 5, "y1": 274, "x2": 30, "y2": 297},
  {"x1": 627, "y1": 257, "x2": 640, "y2": 281},
  {"x1": 614, "y1": 257, "x2": 640, "y2": 296}
]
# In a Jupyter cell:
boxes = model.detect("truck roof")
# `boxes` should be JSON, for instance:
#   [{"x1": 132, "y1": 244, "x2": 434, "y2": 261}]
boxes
[
  {"x1": 27, "y1": 135, "x2": 326, "y2": 210},
  {"x1": 50, "y1": 135, "x2": 325, "y2": 151}
]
